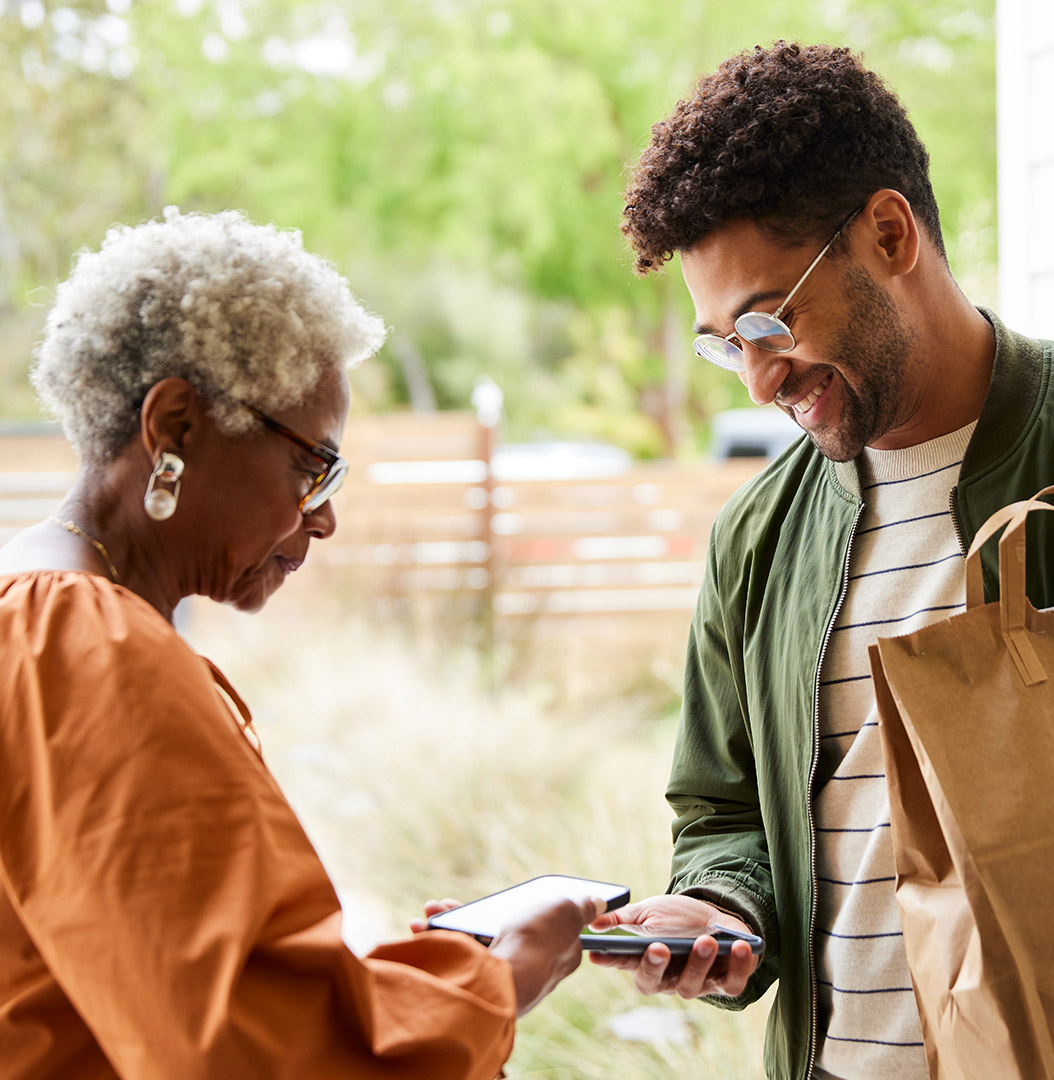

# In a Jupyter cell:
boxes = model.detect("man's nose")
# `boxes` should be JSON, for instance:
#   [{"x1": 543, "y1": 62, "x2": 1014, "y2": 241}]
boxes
[{"x1": 737, "y1": 347, "x2": 792, "y2": 406}]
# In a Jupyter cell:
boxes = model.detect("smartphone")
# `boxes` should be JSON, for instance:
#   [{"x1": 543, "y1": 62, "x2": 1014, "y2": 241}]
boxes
[
  {"x1": 580, "y1": 924, "x2": 765, "y2": 957},
  {"x1": 426, "y1": 874, "x2": 630, "y2": 944}
]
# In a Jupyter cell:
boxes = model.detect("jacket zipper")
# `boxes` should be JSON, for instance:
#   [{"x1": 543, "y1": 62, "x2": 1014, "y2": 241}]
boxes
[
  {"x1": 949, "y1": 487, "x2": 967, "y2": 557},
  {"x1": 805, "y1": 499, "x2": 865, "y2": 1080}
]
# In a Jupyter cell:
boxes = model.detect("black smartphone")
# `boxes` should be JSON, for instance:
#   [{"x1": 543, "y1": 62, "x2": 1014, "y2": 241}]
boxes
[
  {"x1": 580, "y1": 924, "x2": 764, "y2": 957},
  {"x1": 426, "y1": 874, "x2": 630, "y2": 944}
]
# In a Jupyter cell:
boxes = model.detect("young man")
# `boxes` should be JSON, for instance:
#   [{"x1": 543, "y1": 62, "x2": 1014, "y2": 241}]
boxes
[{"x1": 590, "y1": 41, "x2": 1054, "y2": 1079}]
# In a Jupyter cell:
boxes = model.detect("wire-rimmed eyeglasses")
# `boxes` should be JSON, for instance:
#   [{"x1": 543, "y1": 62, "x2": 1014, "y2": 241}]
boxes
[{"x1": 692, "y1": 207, "x2": 863, "y2": 373}]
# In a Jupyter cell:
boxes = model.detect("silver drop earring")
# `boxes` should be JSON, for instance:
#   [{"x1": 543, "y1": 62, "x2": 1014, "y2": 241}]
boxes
[{"x1": 143, "y1": 451, "x2": 185, "y2": 521}]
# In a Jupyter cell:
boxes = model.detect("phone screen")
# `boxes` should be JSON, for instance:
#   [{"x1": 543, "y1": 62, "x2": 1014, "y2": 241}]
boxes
[{"x1": 427, "y1": 875, "x2": 630, "y2": 943}]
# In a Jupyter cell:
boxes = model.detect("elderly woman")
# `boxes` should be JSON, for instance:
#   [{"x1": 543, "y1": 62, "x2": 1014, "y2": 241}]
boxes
[{"x1": 0, "y1": 209, "x2": 599, "y2": 1079}]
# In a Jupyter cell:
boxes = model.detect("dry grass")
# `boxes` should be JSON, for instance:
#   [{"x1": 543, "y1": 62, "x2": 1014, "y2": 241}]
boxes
[{"x1": 184, "y1": 582, "x2": 770, "y2": 1079}]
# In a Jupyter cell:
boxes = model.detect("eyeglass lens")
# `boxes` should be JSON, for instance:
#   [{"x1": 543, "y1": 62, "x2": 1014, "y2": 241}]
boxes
[
  {"x1": 302, "y1": 459, "x2": 348, "y2": 514},
  {"x1": 693, "y1": 311, "x2": 795, "y2": 372},
  {"x1": 694, "y1": 336, "x2": 748, "y2": 371},
  {"x1": 735, "y1": 312, "x2": 794, "y2": 351}
]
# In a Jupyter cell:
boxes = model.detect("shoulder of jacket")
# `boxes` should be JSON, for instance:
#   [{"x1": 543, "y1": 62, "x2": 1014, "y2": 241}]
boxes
[{"x1": 713, "y1": 438, "x2": 834, "y2": 535}]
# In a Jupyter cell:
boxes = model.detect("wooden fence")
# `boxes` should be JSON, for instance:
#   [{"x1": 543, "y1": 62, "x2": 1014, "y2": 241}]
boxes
[
  {"x1": 0, "y1": 423, "x2": 78, "y2": 543},
  {"x1": 0, "y1": 413, "x2": 767, "y2": 690},
  {"x1": 320, "y1": 412, "x2": 764, "y2": 688}
]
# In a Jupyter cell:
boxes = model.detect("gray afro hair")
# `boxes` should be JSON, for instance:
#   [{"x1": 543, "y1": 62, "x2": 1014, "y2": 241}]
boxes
[{"x1": 31, "y1": 207, "x2": 387, "y2": 462}]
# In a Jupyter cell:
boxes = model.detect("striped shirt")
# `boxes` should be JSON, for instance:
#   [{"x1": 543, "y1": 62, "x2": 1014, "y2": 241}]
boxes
[{"x1": 812, "y1": 422, "x2": 976, "y2": 1079}]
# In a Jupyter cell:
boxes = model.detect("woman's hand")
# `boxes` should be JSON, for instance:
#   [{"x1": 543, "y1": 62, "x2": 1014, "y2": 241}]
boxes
[
  {"x1": 409, "y1": 898, "x2": 461, "y2": 934},
  {"x1": 412, "y1": 895, "x2": 605, "y2": 1017},
  {"x1": 488, "y1": 896, "x2": 606, "y2": 1017},
  {"x1": 587, "y1": 894, "x2": 760, "y2": 999}
]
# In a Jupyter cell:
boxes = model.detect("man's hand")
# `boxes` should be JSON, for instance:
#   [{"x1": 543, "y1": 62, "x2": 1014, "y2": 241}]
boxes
[{"x1": 587, "y1": 893, "x2": 760, "y2": 999}]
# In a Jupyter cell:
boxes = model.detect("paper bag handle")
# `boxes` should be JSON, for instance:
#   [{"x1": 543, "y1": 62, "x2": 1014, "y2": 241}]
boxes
[{"x1": 965, "y1": 484, "x2": 1054, "y2": 685}]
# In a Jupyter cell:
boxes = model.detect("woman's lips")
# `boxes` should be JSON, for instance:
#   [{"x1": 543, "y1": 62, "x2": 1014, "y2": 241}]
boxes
[{"x1": 275, "y1": 555, "x2": 302, "y2": 576}]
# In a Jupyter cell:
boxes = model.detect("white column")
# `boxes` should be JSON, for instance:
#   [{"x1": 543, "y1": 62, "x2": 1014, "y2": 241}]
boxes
[{"x1": 997, "y1": 0, "x2": 1054, "y2": 337}]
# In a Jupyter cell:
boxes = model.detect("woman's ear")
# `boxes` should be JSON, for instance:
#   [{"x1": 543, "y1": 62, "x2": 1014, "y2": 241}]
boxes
[
  {"x1": 860, "y1": 188, "x2": 919, "y2": 279},
  {"x1": 139, "y1": 378, "x2": 200, "y2": 462}
]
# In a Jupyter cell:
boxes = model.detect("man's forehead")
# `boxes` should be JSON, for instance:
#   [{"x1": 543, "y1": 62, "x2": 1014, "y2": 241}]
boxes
[{"x1": 680, "y1": 221, "x2": 808, "y2": 334}]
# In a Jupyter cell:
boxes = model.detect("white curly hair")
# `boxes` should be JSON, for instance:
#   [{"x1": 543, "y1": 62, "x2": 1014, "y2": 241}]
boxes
[{"x1": 31, "y1": 207, "x2": 387, "y2": 462}]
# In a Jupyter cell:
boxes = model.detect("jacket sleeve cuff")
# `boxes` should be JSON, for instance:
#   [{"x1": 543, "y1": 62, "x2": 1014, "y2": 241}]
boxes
[{"x1": 673, "y1": 875, "x2": 779, "y2": 1009}]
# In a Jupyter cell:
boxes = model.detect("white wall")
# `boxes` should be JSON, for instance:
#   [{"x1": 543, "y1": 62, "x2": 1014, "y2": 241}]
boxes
[{"x1": 997, "y1": 0, "x2": 1054, "y2": 338}]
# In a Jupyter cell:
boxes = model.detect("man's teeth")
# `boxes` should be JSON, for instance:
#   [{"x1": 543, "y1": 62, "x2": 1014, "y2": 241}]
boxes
[{"x1": 794, "y1": 375, "x2": 830, "y2": 414}]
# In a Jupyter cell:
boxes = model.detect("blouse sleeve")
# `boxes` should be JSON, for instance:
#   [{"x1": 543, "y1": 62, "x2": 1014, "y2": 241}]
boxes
[{"x1": 0, "y1": 573, "x2": 514, "y2": 1080}]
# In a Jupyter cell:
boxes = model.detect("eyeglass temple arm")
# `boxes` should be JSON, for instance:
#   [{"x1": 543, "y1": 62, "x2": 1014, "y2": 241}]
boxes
[{"x1": 772, "y1": 208, "x2": 862, "y2": 320}]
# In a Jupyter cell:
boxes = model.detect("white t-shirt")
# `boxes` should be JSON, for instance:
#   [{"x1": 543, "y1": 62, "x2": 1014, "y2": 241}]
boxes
[{"x1": 813, "y1": 421, "x2": 976, "y2": 1079}]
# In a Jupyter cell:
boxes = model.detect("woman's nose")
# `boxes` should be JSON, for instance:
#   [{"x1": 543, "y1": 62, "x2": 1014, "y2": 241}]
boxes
[{"x1": 304, "y1": 498, "x2": 338, "y2": 540}]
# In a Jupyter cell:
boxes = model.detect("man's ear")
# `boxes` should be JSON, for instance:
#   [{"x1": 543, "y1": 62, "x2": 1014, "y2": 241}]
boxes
[
  {"x1": 139, "y1": 378, "x2": 201, "y2": 463},
  {"x1": 859, "y1": 188, "x2": 919, "y2": 279}
]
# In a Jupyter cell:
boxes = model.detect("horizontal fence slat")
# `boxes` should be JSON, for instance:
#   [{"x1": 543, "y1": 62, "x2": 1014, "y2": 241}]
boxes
[{"x1": 1, "y1": 411, "x2": 770, "y2": 652}]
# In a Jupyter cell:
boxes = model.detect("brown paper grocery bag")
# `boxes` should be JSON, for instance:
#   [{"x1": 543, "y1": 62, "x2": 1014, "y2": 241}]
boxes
[{"x1": 868, "y1": 485, "x2": 1054, "y2": 1080}]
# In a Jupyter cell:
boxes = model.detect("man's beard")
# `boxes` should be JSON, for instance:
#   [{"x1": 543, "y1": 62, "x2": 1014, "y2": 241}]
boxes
[{"x1": 787, "y1": 265, "x2": 916, "y2": 462}]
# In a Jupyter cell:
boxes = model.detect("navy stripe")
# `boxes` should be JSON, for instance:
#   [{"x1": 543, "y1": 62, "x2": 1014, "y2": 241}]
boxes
[
  {"x1": 819, "y1": 979, "x2": 914, "y2": 994},
  {"x1": 857, "y1": 511, "x2": 950, "y2": 535},
  {"x1": 820, "y1": 721, "x2": 878, "y2": 740},
  {"x1": 816, "y1": 823, "x2": 891, "y2": 833},
  {"x1": 834, "y1": 604, "x2": 962, "y2": 632},
  {"x1": 861, "y1": 460, "x2": 961, "y2": 489},
  {"x1": 849, "y1": 551, "x2": 963, "y2": 581},
  {"x1": 825, "y1": 1035, "x2": 926, "y2": 1048},
  {"x1": 827, "y1": 773, "x2": 885, "y2": 781},
  {"x1": 817, "y1": 927, "x2": 902, "y2": 940},
  {"x1": 819, "y1": 673, "x2": 872, "y2": 687},
  {"x1": 819, "y1": 875, "x2": 896, "y2": 886}
]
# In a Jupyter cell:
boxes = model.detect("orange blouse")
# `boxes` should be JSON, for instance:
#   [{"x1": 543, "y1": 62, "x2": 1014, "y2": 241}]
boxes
[{"x1": 0, "y1": 572, "x2": 515, "y2": 1079}]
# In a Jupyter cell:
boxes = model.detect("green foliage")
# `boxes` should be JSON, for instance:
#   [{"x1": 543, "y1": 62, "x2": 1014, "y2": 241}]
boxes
[{"x1": 0, "y1": 0, "x2": 997, "y2": 450}]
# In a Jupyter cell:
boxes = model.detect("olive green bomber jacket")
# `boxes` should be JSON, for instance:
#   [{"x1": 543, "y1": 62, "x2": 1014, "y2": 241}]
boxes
[{"x1": 666, "y1": 310, "x2": 1054, "y2": 1079}]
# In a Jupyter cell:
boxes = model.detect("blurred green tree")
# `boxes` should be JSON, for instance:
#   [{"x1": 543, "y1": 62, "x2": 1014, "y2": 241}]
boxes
[{"x1": 0, "y1": 0, "x2": 995, "y2": 451}]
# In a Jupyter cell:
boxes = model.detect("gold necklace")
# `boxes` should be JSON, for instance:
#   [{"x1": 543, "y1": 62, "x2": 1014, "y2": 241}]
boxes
[{"x1": 49, "y1": 517, "x2": 121, "y2": 584}]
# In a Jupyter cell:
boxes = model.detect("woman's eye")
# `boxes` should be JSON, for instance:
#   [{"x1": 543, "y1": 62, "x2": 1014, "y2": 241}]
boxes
[{"x1": 294, "y1": 465, "x2": 319, "y2": 490}]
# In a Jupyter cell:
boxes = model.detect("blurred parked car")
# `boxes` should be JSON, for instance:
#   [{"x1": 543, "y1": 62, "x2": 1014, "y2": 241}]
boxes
[{"x1": 710, "y1": 407, "x2": 803, "y2": 459}]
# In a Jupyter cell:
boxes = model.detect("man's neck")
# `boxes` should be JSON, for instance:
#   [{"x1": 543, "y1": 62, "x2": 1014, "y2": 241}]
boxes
[{"x1": 868, "y1": 276, "x2": 994, "y2": 452}]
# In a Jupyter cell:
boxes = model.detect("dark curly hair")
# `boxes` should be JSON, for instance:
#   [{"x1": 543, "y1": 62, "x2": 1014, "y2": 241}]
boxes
[{"x1": 622, "y1": 41, "x2": 945, "y2": 274}]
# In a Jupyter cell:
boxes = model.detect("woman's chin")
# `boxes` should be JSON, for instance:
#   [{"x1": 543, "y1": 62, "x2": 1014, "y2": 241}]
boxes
[
  {"x1": 230, "y1": 594, "x2": 269, "y2": 614},
  {"x1": 226, "y1": 572, "x2": 284, "y2": 613}
]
